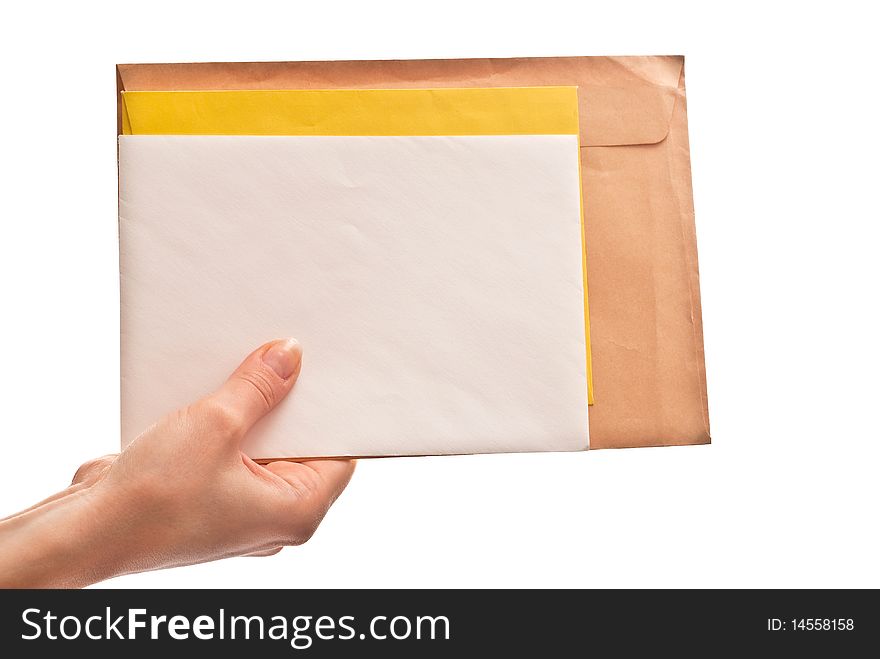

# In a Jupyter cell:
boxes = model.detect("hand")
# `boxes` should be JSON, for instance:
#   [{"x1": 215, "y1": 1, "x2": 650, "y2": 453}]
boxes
[{"x1": 0, "y1": 339, "x2": 355, "y2": 588}]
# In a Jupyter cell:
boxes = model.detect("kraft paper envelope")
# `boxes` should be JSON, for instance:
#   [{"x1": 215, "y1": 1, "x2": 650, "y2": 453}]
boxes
[
  {"x1": 119, "y1": 88, "x2": 590, "y2": 458},
  {"x1": 117, "y1": 56, "x2": 710, "y2": 450}
]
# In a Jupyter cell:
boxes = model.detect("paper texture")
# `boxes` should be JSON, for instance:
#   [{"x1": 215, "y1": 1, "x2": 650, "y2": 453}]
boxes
[
  {"x1": 119, "y1": 135, "x2": 589, "y2": 458},
  {"x1": 117, "y1": 56, "x2": 711, "y2": 449}
]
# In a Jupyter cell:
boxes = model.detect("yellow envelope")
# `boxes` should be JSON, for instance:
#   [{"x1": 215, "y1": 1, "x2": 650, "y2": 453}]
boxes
[
  {"x1": 121, "y1": 87, "x2": 580, "y2": 136},
  {"x1": 120, "y1": 86, "x2": 594, "y2": 407}
]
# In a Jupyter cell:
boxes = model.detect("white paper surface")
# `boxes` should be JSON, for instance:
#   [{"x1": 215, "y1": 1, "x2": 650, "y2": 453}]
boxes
[{"x1": 119, "y1": 135, "x2": 588, "y2": 457}]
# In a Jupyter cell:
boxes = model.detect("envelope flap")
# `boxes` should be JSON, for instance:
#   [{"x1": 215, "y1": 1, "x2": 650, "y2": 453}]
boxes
[{"x1": 117, "y1": 56, "x2": 684, "y2": 146}]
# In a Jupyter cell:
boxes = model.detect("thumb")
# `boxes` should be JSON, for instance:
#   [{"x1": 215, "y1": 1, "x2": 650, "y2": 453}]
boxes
[{"x1": 205, "y1": 338, "x2": 303, "y2": 441}]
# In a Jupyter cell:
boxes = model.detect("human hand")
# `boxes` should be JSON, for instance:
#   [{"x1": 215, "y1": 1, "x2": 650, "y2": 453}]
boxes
[{"x1": 0, "y1": 339, "x2": 355, "y2": 588}]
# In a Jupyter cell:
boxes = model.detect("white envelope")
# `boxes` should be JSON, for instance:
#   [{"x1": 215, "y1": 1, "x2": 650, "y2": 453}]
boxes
[{"x1": 119, "y1": 134, "x2": 589, "y2": 458}]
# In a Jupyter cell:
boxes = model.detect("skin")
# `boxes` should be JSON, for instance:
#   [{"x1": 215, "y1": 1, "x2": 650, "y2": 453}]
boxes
[{"x1": 0, "y1": 338, "x2": 355, "y2": 588}]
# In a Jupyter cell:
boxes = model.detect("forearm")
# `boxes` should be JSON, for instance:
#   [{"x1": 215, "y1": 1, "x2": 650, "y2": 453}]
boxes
[{"x1": 0, "y1": 487, "x2": 127, "y2": 588}]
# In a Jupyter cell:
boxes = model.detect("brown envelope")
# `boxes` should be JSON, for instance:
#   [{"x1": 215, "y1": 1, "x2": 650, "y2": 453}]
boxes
[{"x1": 116, "y1": 56, "x2": 710, "y2": 450}]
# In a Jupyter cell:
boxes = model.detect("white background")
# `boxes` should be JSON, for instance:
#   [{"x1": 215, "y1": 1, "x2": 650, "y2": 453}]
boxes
[{"x1": 1, "y1": 1, "x2": 877, "y2": 588}]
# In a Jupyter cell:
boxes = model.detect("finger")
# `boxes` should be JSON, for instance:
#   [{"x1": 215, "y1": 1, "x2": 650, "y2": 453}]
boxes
[
  {"x1": 264, "y1": 459, "x2": 356, "y2": 507},
  {"x1": 263, "y1": 459, "x2": 356, "y2": 544},
  {"x1": 203, "y1": 338, "x2": 303, "y2": 442},
  {"x1": 71, "y1": 454, "x2": 117, "y2": 486},
  {"x1": 1, "y1": 453, "x2": 119, "y2": 522},
  {"x1": 2, "y1": 454, "x2": 119, "y2": 522},
  {"x1": 242, "y1": 547, "x2": 283, "y2": 558},
  {"x1": 300, "y1": 459, "x2": 357, "y2": 504}
]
